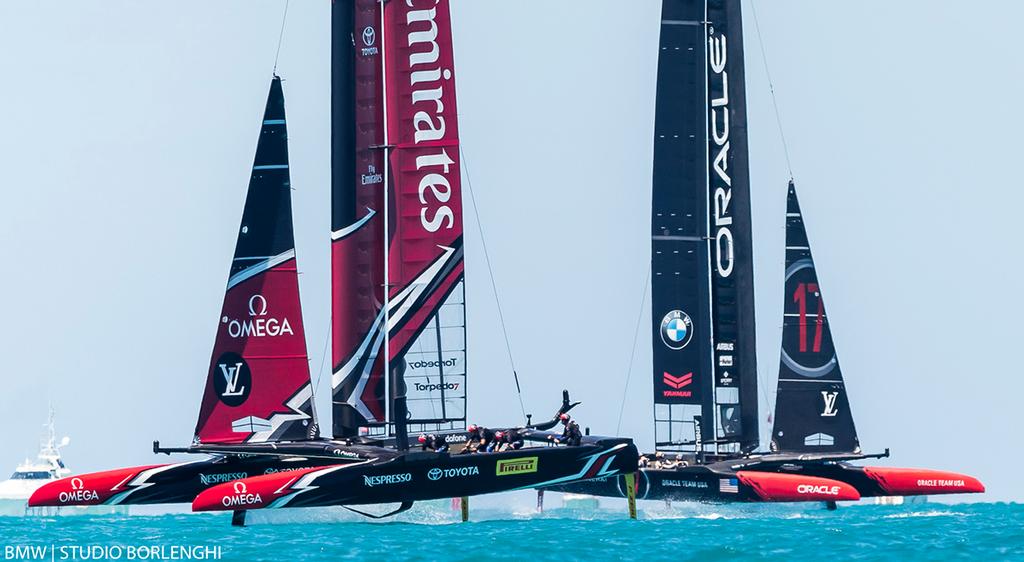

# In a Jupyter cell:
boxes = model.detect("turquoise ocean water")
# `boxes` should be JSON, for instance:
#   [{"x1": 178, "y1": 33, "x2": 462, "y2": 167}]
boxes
[{"x1": 1, "y1": 501, "x2": 1021, "y2": 561}]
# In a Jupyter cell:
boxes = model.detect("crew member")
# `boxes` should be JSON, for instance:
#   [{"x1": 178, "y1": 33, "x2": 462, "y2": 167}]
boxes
[
  {"x1": 418, "y1": 434, "x2": 449, "y2": 453},
  {"x1": 548, "y1": 414, "x2": 582, "y2": 446},
  {"x1": 467, "y1": 424, "x2": 496, "y2": 453},
  {"x1": 500, "y1": 428, "x2": 525, "y2": 451}
]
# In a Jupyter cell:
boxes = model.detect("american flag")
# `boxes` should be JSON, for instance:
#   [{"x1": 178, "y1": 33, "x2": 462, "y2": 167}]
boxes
[{"x1": 720, "y1": 478, "x2": 739, "y2": 493}]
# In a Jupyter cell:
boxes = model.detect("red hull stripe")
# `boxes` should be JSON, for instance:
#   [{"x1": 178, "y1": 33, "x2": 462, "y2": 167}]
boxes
[
  {"x1": 861, "y1": 467, "x2": 985, "y2": 496},
  {"x1": 736, "y1": 471, "x2": 860, "y2": 502},
  {"x1": 28, "y1": 465, "x2": 166, "y2": 507}
]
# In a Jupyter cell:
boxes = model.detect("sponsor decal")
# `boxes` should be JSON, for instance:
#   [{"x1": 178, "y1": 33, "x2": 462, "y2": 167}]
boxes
[
  {"x1": 662, "y1": 372, "x2": 694, "y2": 398},
  {"x1": 361, "y1": 164, "x2": 383, "y2": 185},
  {"x1": 718, "y1": 355, "x2": 733, "y2": 367},
  {"x1": 716, "y1": 342, "x2": 735, "y2": 351},
  {"x1": 496, "y1": 457, "x2": 538, "y2": 476},
  {"x1": 58, "y1": 478, "x2": 99, "y2": 503},
  {"x1": 663, "y1": 479, "x2": 709, "y2": 489},
  {"x1": 427, "y1": 466, "x2": 480, "y2": 481},
  {"x1": 401, "y1": 3, "x2": 458, "y2": 234},
  {"x1": 820, "y1": 391, "x2": 839, "y2": 417},
  {"x1": 719, "y1": 478, "x2": 739, "y2": 493},
  {"x1": 797, "y1": 484, "x2": 841, "y2": 496},
  {"x1": 213, "y1": 352, "x2": 251, "y2": 407},
  {"x1": 263, "y1": 466, "x2": 312, "y2": 475},
  {"x1": 444, "y1": 433, "x2": 468, "y2": 444},
  {"x1": 407, "y1": 358, "x2": 458, "y2": 370},
  {"x1": 708, "y1": 25, "x2": 735, "y2": 278},
  {"x1": 916, "y1": 479, "x2": 966, "y2": 488},
  {"x1": 363, "y1": 473, "x2": 413, "y2": 487},
  {"x1": 220, "y1": 481, "x2": 263, "y2": 508},
  {"x1": 660, "y1": 310, "x2": 694, "y2": 350},
  {"x1": 199, "y1": 472, "x2": 248, "y2": 486},
  {"x1": 222, "y1": 295, "x2": 294, "y2": 339},
  {"x1": 360, "y1": 26, "x2": 379, "y2": 56},
  {"x1": 413, "y1": 381, "x2": 460, "y2": 393}
]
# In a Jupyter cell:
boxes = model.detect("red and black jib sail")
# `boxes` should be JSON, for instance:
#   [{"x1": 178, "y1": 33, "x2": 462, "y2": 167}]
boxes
[
  {"x1": 194, "y1": 77, "x2": 317, "y2": 445},
  {"x1": 332, "y1": 0, "x2": 467, "y2": 437},
  {"x1": 770, "y1": 181, "x2": 859, "y2": 453},
  {"x1": 651, "y1": 0, "x2": 758, "y2": 452}
]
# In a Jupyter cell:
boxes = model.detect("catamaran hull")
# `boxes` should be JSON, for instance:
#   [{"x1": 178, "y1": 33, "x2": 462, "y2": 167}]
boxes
[
  {"x1": 193, "y1": 440, "x2": 640, "y2": 511},
  {"x1": 545, "y1": 465, "x2": 860, "y2": 503},
  {"x1": 27, "y1": 456, "x2": 346, "y2": 508},
  {"x1": 546, "y1": 462, "x2": 982, "y2": 503}
]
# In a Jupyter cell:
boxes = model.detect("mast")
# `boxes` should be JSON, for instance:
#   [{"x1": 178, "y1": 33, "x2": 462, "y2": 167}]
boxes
[
  {"x1": 770, "y1": 181, "x2": 859, "y2": 453},
  {"x1": 651, "y1": 0, "x2": 757, "y2": 454}
]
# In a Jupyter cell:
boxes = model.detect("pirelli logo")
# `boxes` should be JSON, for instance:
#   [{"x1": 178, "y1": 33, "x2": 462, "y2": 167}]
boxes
[{"x1": 495, "y1": 457, "x2": 538, "y2": 476}]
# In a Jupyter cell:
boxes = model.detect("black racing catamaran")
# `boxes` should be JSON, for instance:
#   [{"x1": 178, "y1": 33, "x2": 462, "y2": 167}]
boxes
[
  {"x1": 544, "y1": 0, "x2": 983, "y2": 506},
  {"x1": 33, "y1": 0, "x2": 639, "y2": 524}
]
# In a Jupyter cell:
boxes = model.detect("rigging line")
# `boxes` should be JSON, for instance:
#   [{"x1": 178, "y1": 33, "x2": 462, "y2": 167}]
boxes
[
  {"x1": 312, "y1": 320, "x2": 332, "y2": 409},
  {"x1": 749, "y1": 0, "x2": 793, "y2": 180},
  {"x1": 458, "y1": 144, "x2": 528, "y2": 424},
  {"x1": 272, "y1": 0, "x2": 291, "y2": 75},
  {"x1": 615, "y1": 264, "x2": 651, "y2": 437}
]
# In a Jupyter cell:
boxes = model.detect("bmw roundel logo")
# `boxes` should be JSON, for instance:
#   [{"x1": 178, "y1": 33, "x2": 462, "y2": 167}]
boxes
[
  {"x1": 427, "y1": 468, "x2": 442, "y2": 481},
  {"x1": 660, "y1": 310, "x2": 694, "y2": 350}
]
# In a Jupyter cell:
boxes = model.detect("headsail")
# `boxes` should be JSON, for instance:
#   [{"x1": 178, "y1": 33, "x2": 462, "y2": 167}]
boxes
[
  {"x1": 651, "y1": 0, "x2": 758, "y2": 454},
  {"x1": 331, "y1": 0, "x2": 388, "y2": 437},
  {"x1": 770, "y1": 181, "x2": 859, "y2": 453},
  {"x1": 382, "y1": 0, "x2": 467, "y2": 434},
  {"x1": 194, "y1": 77, "x2": 317, "y2": 445}
]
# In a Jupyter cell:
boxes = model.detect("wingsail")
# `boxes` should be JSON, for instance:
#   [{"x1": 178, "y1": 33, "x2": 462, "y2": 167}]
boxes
[
  {"x1": 194, "y1": 77, "x2": 317, "y2": 445},
  {"x1": 651, "y1": 0, "x2": 758, "y2": 453},
  {"x1": 770, "y1": 181, "x2": 859, "y2": 453},
  {"x1": 332, "y1": 0, "x2": 467, "y2": 438}
]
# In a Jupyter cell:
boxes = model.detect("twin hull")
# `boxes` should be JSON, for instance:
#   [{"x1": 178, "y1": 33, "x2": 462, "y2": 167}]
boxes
[
  {"x1": 546, "y1": 462, "x2": 984, "y2": 503},
  {"x1": 193, "y1": 440, "x2": 638, "y2": 511}
]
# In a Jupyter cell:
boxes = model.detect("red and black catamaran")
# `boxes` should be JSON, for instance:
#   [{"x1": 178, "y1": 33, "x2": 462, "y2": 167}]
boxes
[
  {"x1": 29, "y1": 0, "x2": 639, "y2": 524},
  {"x1": 544, "y1": 0, "x2": 983, "y2": 506}
]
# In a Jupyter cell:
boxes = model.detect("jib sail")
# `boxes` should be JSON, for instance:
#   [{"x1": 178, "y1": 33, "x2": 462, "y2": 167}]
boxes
[
  {"x1": 331, "y1": 0, "x2": 388, "y2": 437},
  {"x1": 770, "y1": 181, "x2": 859, "y2": 453},
  {"x1": 194, "y1": 77, "x2": 317, "y2": 445},
  {"x1": 332, "y1": 0, "x2": 466, "y2": 438},
  {"x1": 382, "y1": 0, "x2": 467, "y2": 434},
  {"x1": 651, "y1": 0, "x2": 758, "y2": 453}
]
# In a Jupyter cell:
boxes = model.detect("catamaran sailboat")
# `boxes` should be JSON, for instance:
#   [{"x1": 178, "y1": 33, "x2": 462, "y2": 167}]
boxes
[
  {"x1": 31, "y1": 0, "x2": 638, "y2": 524},
  {"x1": 544, "y1": 0, "x2": 983, "y2": 506}
]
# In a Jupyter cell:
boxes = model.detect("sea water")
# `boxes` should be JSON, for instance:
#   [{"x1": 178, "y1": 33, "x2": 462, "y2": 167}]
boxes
[{"x1": 0, "y1": 501, "x2": 1020, "y2": 561}]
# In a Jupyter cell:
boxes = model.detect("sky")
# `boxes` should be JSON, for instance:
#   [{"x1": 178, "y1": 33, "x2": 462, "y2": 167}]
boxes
[{"x1": 0, "y1": 1, "x2": 1020, "y2": 503}]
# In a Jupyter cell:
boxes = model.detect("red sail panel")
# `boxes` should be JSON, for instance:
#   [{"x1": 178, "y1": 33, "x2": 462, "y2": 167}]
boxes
[
  {"x1": 383, "y1": 0, "x2": 467, "y2": 428},
  {"x1": 331, "y1": 0, "x2": 388, "y2": 435},
  {"x1": 194, "y1": 78, "x2": 317, "y2": 445}
]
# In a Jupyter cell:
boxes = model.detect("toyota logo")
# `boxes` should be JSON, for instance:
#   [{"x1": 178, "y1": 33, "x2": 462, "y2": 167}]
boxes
[
  {"x1": 427, "y1": 468, "x2": 442, "y2": 481},
  {"x1": 362, "y1": 26, "x2": 375, "y2": 47}
]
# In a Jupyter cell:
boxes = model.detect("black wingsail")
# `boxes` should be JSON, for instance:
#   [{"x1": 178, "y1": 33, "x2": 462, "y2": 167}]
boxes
[
  {"x1": 770, "y1": 181, "x2": 859, "y2": 453},
  {"x1": 651, "y1": 0, "x2": 758, "y2": 454}
]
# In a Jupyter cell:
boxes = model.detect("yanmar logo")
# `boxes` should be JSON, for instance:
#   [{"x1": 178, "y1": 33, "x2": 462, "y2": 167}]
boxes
[
  {"x1": 221, "y1": 481, "x2": 263, "y2": 508},
  {"x1": 222, "y1": 294, "x2": 294, "y2": 338},
  {"x1": 199, "y1": 472, "x2": 247, "y2": 486},
  {"x1": 58, "y1": 477, "x2": 99, "y2": 503},
  {"x1": 496, "y1": 457, "x2": 538, "y2": 476},
  {"x1": 797, "y1": 484, "x2": 841, "y2": 496},
  {"x1": 662, "y1": 372, "x2": 693, "y2": 398},
  {"x1": 363, "y1": 473, "x2": 412, "y2": 487}
]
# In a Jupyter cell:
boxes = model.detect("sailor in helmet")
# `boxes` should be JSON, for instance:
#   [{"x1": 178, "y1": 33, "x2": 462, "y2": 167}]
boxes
[
  {"x1": 548, "y1": 413, "x2": 582, "y2": 446},
  {"x1": 417, "y1": 433, "x2": 449, "y2": 453},
  {"x1": 465, "y1": 424, "x2": 496, "y2": 453}
]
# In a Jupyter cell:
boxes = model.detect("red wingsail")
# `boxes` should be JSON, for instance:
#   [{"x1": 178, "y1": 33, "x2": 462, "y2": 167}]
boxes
[
  {"x1": 193, "y1": 78, "x2": 317, "y2": 445},
  {"x1": 382, "y1": 0, "x2": 467, "y2": 429}
]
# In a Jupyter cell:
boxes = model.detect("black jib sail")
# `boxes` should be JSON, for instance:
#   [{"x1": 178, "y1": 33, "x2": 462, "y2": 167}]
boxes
[
  {"x1": 651, "y1": 0, "x2": 758, "y2": 454},
  {"x1": 770, "y1": 181, "x2": 859, "y2": 453}
]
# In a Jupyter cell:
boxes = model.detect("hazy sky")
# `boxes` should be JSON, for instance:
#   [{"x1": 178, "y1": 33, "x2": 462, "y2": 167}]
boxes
[{"x1": 0, "y1": 1, "x2": 1020, "y2": 503}]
